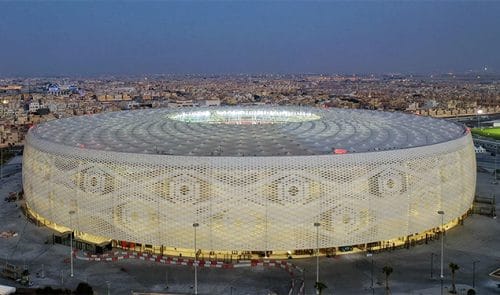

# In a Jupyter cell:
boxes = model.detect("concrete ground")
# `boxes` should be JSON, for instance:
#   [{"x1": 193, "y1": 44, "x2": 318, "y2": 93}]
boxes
[{"x1": 1, "y1": 155, "x2": 499, "y2": 294}]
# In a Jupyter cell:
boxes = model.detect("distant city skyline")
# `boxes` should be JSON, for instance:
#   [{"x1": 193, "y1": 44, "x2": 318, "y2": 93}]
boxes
[{"x1": 1, "y1": 1, "x2": 499, "y2": 76}]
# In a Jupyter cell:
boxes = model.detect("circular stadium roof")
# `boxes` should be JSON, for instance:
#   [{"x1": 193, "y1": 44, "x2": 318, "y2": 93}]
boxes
[{"x1": 31, "y1": 106, "x2": 467, "y2": 156}]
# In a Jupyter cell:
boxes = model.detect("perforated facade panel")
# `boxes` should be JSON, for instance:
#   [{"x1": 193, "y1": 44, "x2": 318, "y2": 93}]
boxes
[{"x1": 22, "y1": 117, "x2": 476, "y2": 251}]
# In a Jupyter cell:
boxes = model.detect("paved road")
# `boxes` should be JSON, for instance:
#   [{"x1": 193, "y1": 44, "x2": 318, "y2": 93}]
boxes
[{"x1": 0, "y1": 156, "x2": 22, "y2": 183}]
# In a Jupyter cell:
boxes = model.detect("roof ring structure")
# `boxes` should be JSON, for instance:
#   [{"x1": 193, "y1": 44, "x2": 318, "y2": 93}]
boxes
[{"x1": 29, "y1": 106, "x2": 467, "y2": 157}]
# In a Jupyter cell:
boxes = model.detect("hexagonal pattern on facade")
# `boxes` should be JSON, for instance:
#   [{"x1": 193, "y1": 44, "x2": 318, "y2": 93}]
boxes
[{"x1": 22, "y1": 107, "x2": 476, "y2": 251}]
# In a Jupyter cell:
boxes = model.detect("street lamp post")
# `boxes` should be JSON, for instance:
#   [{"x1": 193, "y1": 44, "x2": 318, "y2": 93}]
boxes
[
  {"x1": 0, "y1": 100, "x2": 8, "y2": 171},
  {"x1": 430, "y1": 252, "x2": 435, "y2": 279},
  {"x1": 1, "y1": 147, "x2": 3, "y2": 180},
  {"x1": 493, "y1": 144, "x2": 498, "y2": 185},
  {"x1": 69, "y1": 210, "x2": 76, "y2": 278},
  {"x1": 367, "y1": 252, "x2": 374, "y2": 295},
  {"x1": 476, "y1": 109, "x2": 483, "y2": 128},
  {"x1": 302, "y1": 268, "x2": 306, "y2": 295},
  {"x1": 437, "y1": 210, "x2": 445, "y2": 295},
  {"x1": 314, "y1": 222, "x2": 320, "y2": 295},
  {"x1": 193, "y1": 222, "x2": 199, "y2": 295},
  {"x1": 472, "y1": 260, "x2": 480, "y2": 288}
]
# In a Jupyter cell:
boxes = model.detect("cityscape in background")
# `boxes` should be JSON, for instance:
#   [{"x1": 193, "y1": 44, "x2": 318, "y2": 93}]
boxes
[{"x1": 1, "y1": 72, "x2": 499, "y2": 148}]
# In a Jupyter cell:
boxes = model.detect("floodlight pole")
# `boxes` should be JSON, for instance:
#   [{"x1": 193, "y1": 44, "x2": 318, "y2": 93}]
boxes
[{"x1": 476, "y1": 109, "x2": 483, "y2": 128}]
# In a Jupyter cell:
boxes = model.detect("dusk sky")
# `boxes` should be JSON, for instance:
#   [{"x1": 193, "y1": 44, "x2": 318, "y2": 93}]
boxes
[{"x1": 1, "y1": 1, "x2": 499, "y2": 76}]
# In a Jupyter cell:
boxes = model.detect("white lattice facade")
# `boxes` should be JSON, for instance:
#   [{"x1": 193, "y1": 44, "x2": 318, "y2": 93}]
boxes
[{"x1": 22, "y1": 127, "x2": 476, "y2": 251}]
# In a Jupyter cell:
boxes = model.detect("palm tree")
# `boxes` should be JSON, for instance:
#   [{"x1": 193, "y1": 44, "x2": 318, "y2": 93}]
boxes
[
  {"x1": 382, "y1": 265, "x2": 393, "y2": 294},
  {"x1": 314, "y1": 281, "x2": 327, "y2": 295},
  {"x1": 449, "y1": 262, "x2": 460, "y2": 294}
]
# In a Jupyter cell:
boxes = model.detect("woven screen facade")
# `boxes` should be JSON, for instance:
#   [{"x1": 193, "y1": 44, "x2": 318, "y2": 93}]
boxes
[{"x1": 22, "y1": 123, "x2": 475, "y2": 251}]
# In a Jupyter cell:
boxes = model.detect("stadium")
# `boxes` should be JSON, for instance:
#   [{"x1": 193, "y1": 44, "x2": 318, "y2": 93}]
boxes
[{"x1": 22, "y1": 106, "x2": 476, "y2": 255}]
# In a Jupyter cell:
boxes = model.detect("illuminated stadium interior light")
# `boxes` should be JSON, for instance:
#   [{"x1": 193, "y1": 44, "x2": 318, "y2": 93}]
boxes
[{"x1": 169, "y1": 109, "x2": 321, "y2": 124}]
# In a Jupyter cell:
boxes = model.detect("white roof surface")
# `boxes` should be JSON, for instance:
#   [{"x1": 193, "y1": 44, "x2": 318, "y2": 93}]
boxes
[{"x1": 30, "y1": 106, "x2": 466, "y2": 156}]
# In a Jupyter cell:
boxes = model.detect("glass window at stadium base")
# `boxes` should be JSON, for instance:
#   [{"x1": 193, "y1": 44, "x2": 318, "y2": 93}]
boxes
[{"x1": 22, "y1": 106, "x2": 476, "y2": 257}]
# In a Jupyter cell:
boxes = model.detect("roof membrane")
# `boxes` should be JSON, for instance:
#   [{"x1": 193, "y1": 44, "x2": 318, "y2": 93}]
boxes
[{"x1": 30, "y1": 106, "x2": 466, "y2": 156}]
